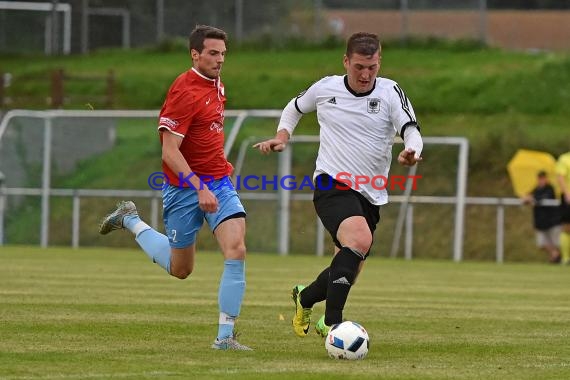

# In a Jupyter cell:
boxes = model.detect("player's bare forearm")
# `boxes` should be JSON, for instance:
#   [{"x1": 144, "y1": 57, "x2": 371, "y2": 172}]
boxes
[
  {"x1": 252, "y1": 129, "x2": 290, "y2": 154},
  {"x1": 162, "y1": 135, "x2": 197, "y2": 187},
  {"x1": 161, "y1": 133, "x2": 218, "y2": 212}
]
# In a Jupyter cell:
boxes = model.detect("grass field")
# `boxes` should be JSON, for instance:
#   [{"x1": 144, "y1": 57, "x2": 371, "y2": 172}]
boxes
[{"x1": 1, "y1": 247, "x2": 569, "y2": 380}]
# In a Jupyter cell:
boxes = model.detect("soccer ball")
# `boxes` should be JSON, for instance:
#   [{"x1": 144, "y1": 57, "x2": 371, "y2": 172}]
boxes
[{"x1": 325, "y1": 321, "x2": 369, "y2": 360}]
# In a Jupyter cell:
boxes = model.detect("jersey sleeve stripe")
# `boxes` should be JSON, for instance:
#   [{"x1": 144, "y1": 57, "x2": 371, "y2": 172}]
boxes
[
  {"x1": 400, "y1": 121, "x2": 420, "y2": 137},
  {"x1": 294, "y1": 97, "x2": 305, "y2": 114},
  {"x1": 393, "y1": 84, "x2": 415, "y2": 122},
  {"x1": 158, "y1": 125, "x2": 184, "y2": 138}
]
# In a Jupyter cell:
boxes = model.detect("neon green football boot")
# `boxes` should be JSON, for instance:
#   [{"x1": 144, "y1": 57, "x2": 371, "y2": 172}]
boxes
[
  {"x1": 315, "y1": 315, "x2": 330, "y2": 337},
  {"x1": 291, "y1": 285, "x2": 312, "y2": 337}
]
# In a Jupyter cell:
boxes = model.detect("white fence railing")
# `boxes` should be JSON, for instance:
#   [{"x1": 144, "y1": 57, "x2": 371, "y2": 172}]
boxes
[
  {"x1": 0, "y1": 109, "x2": 473, "y2": 260},
  {"x1": 0, "y1": 109, "x2": 280, "y2": 249},
  {"x1": 0, "y1": 183, "x2": 555, "y2": 264}
]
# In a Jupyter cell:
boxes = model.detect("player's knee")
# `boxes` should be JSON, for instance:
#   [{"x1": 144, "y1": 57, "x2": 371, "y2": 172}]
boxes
[
  {"x1": 224, "y1": 243, "x2": 246, "y2": 260},
  {"x1": 354, "y1": 241, "x2": 372, "y2": 255},
  {"x1": 170, "y1": 266, "x2": 193, "y2": 280},
  {"x1": 338, "y1": 241, "x2": 371, "y2": 254},
  {"x1": 339, "y1": 230, "x2": 372, "y2": 253}
]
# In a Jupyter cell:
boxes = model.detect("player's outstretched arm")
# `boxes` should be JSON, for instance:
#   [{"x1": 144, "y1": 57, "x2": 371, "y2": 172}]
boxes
[
  {"x1": 397, "y1": 148, "x2": 422, "y2": 166},
  {"x1": 398, "y1": 126, "x2": 423, "y2": 166},
  {"x1": 162, "y1": 131, "x2": 218, "y2": 212},
  {"x1": 253, "y1": 129, "x2": 290, "y2": 154}
]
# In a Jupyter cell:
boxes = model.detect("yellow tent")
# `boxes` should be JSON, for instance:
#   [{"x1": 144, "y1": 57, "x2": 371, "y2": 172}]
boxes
[{"x1": 507, "y1": 149, "x2": 558, "y2": 197}]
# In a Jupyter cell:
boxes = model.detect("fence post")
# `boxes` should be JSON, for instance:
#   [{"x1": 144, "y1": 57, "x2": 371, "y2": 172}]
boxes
[
  {"x1": 51, "y1": 68, "x2": 64, "y2": 108},
  {"x1": 405, "y1": 204, "x2": 414, "y2": 260},
  {"x1": 235, "y1": 0, "x2": 243, "y2": 43},
  {"x1": 401, "y1": 0, "x2": 409, "y2": 42},
  {"x1": 0, "y1": 72, "x2": 4, "y2": 108},
  {"x1": 0, "y1": 171, "x2": 5, "y2": 245},
  {"x1": 496, "y1": 204, "x2": 504, "y2": 263},
  {"x1": 40, "y1": 116, "x2": 53, "y2": 248},
  {"x1": 316, "y1": 218, "x2": 324, "y2": 256},
  {"x1": 72, "y1": 190, "x2": 80, "y2": 248},
  {"x1": 106, "y1": 69, "x2": 115, "y2": 108},
  {"x1": 479, "y1": 0, "x2": 488, "y2": 44},
  {"x1": 150, "y1": 195, "x2": 159, "y2": 230},
  {"x1": 390, "y1": 163, "x2": 417, "y2": 258},
  {"x1": 277, "y1": 146, "x2": 292, "y2": 255}
]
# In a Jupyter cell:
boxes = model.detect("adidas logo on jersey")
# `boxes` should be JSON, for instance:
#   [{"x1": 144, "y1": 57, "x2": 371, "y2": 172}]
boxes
[
  {"x1": 327, "y1": 97, "x2": 336, "y2": 104},
  {"x1": 332, "y1": 276, "x2": 351, "y2": 285}
]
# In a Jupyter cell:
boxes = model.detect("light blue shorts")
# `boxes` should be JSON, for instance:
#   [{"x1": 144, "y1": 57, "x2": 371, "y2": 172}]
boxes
[{"x1": 162, "y1": 176, "x2": 246, "y2": 249}]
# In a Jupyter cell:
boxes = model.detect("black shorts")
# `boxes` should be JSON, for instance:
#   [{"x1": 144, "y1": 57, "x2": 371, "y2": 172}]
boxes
[
  {"x1": 313, "y1": 174, "x2": 380, "y2": 251},
  {"x1": 560, "y1": 195, "x2": 570, "y2": 224}
]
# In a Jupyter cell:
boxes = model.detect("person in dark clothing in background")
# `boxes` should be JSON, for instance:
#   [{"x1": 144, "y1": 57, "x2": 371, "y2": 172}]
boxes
[{"x1": 522, "y1": 170, "x2": 561, "y2": 263}]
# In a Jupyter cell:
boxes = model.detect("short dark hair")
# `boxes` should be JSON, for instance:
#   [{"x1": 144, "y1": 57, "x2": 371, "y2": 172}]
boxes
[
  {"x1": 189, "y1": 25, "x2": 227, "y2": 53},
  {"x1": 346, "y1": 32, "x2": 380, "y2": 57},
  {"x1": 537, "y1": 170, "x2": 547, "y2": 178}
]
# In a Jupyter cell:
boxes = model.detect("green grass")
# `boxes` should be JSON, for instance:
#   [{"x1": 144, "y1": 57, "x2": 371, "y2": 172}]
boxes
[
  {"x1": 1, "y1": 247, "x2": 569, "y2": 380},
  {"x1": 1, "y1": 42, "x2": 568, "y2": 162},
  {"x1": 1, "y1": 43, "x2": 569, "y2": 115}
]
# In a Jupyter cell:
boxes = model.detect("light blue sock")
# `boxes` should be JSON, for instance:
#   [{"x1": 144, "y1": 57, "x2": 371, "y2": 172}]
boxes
[
  {"x1": 124, "y1": 215, "x2": 171, "y2": 273},
  {"x1": 123, "y1": 214, "x2": 141, "y2": 231},
  {"x1": 217, "y1": 259, "x2": 246, "y2": 340}
]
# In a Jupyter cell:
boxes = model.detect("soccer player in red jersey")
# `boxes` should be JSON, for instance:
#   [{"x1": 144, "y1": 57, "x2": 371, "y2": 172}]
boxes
[{"x1": 99, "y1": 25, "x2": 251, "y2": 350}]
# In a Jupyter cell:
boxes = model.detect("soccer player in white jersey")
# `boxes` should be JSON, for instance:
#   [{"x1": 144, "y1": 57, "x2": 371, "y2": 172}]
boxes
[{"x1": 254, "y1": 32, "x2": 423, "y2": 337}]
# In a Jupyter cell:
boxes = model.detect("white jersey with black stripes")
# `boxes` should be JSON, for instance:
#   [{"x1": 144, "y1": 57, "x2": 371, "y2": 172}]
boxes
[{"x1": 277, "y1": 75, "x2": 420, "y2": 205}]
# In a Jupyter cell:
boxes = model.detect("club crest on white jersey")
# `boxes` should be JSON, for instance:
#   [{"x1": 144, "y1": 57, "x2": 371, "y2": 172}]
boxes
[{"x1": 367, "y1": 98, "x2": 380, "y2": 113}]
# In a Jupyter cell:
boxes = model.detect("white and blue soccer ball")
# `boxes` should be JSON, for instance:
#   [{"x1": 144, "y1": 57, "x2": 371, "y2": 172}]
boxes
[{"x1": 325, "y1": 321, "x2": 369, "y2": 360}]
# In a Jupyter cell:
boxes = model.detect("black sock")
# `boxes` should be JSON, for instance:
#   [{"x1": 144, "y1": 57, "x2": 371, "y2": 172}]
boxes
[
  {"x1": 299, "y1": 267, "x2": 330, "y2": 308},
  {"x1": 325, "y1": 247, "x2": 362, "y2": 325}
]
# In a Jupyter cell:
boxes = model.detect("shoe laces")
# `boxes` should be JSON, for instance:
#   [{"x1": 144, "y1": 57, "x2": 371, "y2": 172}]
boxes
[{"x1": 301, "y1": 307, "x2": 311, "y2": 324}]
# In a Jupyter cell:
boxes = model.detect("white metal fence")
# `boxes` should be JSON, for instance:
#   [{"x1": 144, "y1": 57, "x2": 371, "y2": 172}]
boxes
[
  {"x1": 0, "y1": 108, "x2": 550, "y2": 263},
  {"x1": 0, "y1": 184, "x2": 550, "y2": 264}
]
